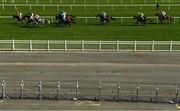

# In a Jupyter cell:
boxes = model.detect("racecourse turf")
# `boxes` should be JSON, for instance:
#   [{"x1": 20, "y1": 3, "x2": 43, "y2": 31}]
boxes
[
  {"x1": 1, "y1": 18, "x2": 180, "y2": 40},
  {"x1": 0, "y1": 0, "x2": 180, "y2": 40}
]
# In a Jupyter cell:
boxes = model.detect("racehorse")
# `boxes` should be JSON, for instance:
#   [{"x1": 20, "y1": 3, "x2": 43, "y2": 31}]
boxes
[
  {"x1": 55, "y1": 14, "x2": 76, "y2": 26},
  {"x1": 12, "y1": 15, "x2": 26, "y2": 23},
  {"x1": 22, "y1": 14, "x2": 50, "y2": 27},
  {"x1": 35, "y1": 18, "x2": 50, "y2": 27},
  {"x1": 96, "y1": 13, "x2": 116, "y2": 24},
  {"x1": 155, "y1": 13, "x2": 174, "y2": 23},
  {"x1": 133, "y1": 15, "x2": 153, "y2": 24}
]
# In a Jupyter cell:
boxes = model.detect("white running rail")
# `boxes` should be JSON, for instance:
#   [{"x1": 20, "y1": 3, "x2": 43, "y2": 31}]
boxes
[
  {"x1": 0, "y1": 40, "x2": 180, "y2": 52},
  {"x1": 0, "y1": 0, "x2": 177, "y2": 4}
]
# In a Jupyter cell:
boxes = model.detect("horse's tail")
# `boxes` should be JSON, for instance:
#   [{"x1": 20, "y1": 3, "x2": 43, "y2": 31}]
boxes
[
  {"x1": 55, "y1": 14, "x2": 59, "y2": 20},
  {"x1": 111, "y1": 17, "x2": 116, "y2": 20},
  {"x1": 12, "y1": 15, "x2": 15, "y2": 18},
  {"x1": 69, "y1": 15, "x2": 76, "y2": 19}
]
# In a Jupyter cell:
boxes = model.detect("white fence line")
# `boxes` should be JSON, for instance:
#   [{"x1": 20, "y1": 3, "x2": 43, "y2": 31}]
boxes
[
  {"x1": 0, "y1": 0, "x2": 176, "y2": 4},
  {"x1": 0, "y1": 40, "x2": 180, "y2": 52},
  {"x1": 0, "y1": 4, "x2": 177, "y2": 12},
  {"x1": 0, "y1": 3, "x2": 180, "y2": 7}
]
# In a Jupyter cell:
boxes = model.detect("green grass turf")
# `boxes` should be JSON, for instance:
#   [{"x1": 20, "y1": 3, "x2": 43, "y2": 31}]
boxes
[
  {"x1": 1, "y1": 0, "x2": 180, "y2": 4},
  {"x1": 0, "y1": 18, "x2": 180, "y2": 40},
  {"x1": 1, "y1": 0, "x2": 180, "y2": 40}
]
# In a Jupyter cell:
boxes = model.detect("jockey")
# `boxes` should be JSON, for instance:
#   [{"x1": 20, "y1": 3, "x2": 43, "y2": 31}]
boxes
[
  {"x1": 160, "y1": 11, "x2": 167, "y2": 18},
  {"x1": 16, "y1": 10, "x2": 22, "y2": 19},
  {"x1": 138, "y1": 12, "x2": 144, "y2": 20},
  {"x1": 28, "y1": 12, "x2": 35, "y2": 21},
  {"x1": 100, "y1": 11, "x2": 107, "y2": 19},
  {"x1": 59, "y1": 11, "x2": 67, "y2": 21},
  {"x1": 34, "y1": 14, "x2": 40, "y2": 21}
]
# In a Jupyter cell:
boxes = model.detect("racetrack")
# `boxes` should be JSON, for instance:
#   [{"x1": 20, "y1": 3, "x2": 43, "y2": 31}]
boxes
[{"x1": 0, "y1": 52, "x2": 180, "y2": 102}]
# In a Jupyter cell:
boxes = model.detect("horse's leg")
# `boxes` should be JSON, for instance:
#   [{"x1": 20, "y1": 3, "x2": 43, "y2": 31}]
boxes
[
  {"x1": 107, "y1": 19, "x2": 110, "y2": 24},
  {"x1": 170, "y1": 17, "x2": 174, "y2": 22}
]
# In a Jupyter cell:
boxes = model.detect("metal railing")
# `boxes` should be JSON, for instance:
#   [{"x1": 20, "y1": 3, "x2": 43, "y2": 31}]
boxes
[
  {"x1": 0, "y1": 40, "x2": 180, "y2": 52},
  {"x1": 1, "y1": 80, "x2": 179, "y2": 103}
]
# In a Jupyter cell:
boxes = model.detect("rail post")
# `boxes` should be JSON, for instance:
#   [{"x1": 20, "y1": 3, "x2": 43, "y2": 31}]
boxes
[
  {"x1": 117, "y1": 83, "x2": 120, "y2": 101},
  {"x1": 175, "y1": 83, "x2": 179, "y2": 103},
  {"x1": 43, "y1": 5, "x2": 45, "y2": 11},
  {"x1": 125, "y1": 5, "x2": 127, "y2": 10},
  {"x1": 38, "y1": 81, "x2": 42, "y2": 100},
  {"x1": 99, "y1": 82, "x2": 102, "y2": 101},
  {"x1": 134, "y1": 40, "x2": 137, "y2": 52},
  {"x1": 57, "y1": 81, "x2": 61, "y2": 100},
  {"x1": 19, "y1": 80, "x2": 24, "y2": 100},
  {"x1": 155, "y1": 82, "x2": 159, "y2": 103},
  {"x1": 1, "y1": 80, "x2": 6, "y2": 99},
  {"x1": 170, "y1": 41, "x2": 173, "y2": 52},
  {"x1": 81, "y1": 40, "x2": 84, "y2": 51},
  {"x1": 84, "y1": 5, "x2": 87, "y2": 10},
  {"x1": 116, "y1": 40, "x2": 119, "y2": 52},
  {"x1": 99, "y1": 40, "x2": 102, "y2": 52},
  {"x1": 2, "y1": 5, "x2": 4, "y2": 11},
  {"x1": 29, "y1": 5, "x2": 32, "y2": 10},
  {"x1": 156, "y1": 18, "x2": 158, "y2": 23},
  {"x1": 70, "y1": 6, "x2": 72, "y2": 10},
  {"x1": 47, "y1": 40, "x2": 50, "y2": 51},
  {"x1": 85, "y1": 18, "x2": 88, "y2": 23},
  {"x1": 140, "y1": 5, "x2": 142, "y2": 10},
  {"x1": 12, "y1": 39, "x2": 15, "y2": 51},
  {"x1": 136, "y1": 83, "x2": 140, "y2": 102},
  {"x1": 64, "y1": 40, "x2": 67, "y2": 51},
  {"x1": 111, "y1": 5, "x2": 113, "y2": 10},
  {"x1": 57, "y1": 6, "x2": 59, "y2": 11},
  {"x1": 29, "y1": 40, "x2": 32, "y2": 51},
  {"x1": 152, "y1": 40, "x2": 155, "y2": 52},
  {"x1": 75, "y1": 81, "x2": 79, "y2": 99},
  {"x1": 26, "y1": 0, "x2": 28, "y2": 4},
  {"x1": 168, "y1": 4, "x2": 170, "y2": 10},
  {"x1": 14, "y1": 5, "x2": 17, "y2": 10},
  {"x1": 121, "y1": 18, "x2": 123, "y2": 24}
]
